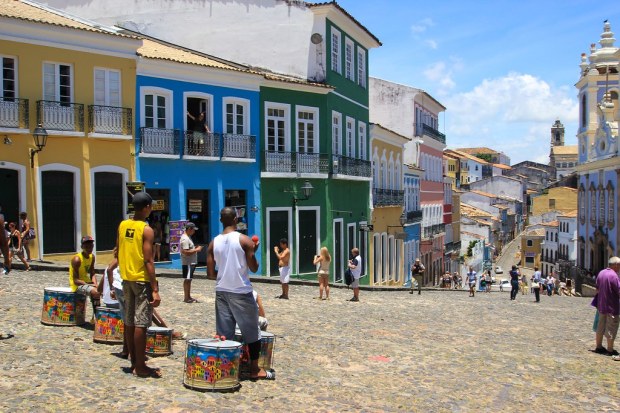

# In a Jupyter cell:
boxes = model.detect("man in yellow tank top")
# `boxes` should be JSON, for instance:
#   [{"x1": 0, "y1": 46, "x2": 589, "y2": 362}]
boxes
[
  {"x1": 69, "y1": 236, "x2": 101, "y2": 315},
  {"x1": 116, "y1": 191, "x2": 161, "y2": 379}
]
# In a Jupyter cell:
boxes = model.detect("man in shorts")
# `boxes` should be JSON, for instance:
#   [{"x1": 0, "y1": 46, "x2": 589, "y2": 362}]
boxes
[
  {"x1": 348, "y1": 248, "x2": 362, "y2": 302},
  {"x1": 180, "y1": 222, "x2": 202, "y2": 303},
  {"x1": 274, "y1": 238, "x2": 290, "y2": 299},
  {"x1": 116, "y1": 192, "x2": 161, "y2": 378},
  {"x1": 69, "y1": 236, "x2": 101, "y2": 316},
  {"x1": 1, "y1": 214, "x2": 11, "y2": 275},
  {"x1": 593, "y1": 256, "x2": 620, "y2": 357}
]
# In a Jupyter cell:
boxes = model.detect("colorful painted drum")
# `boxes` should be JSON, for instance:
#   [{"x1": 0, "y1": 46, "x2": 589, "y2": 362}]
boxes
[
  {"x1": 146, "y1": 326, "x2": 173, "y2": 356},
  {"x1": 41, "y1": 287, "x2": 86, "y2": 326},
  {"x1": 183, "y1": 339, "x2": 242, "y2": 392},
  {"x1": 234, "y1": 330, "x2": 275, "y2": 374},
  {"x1": 93, "y1": 307, "x2": 124, "y2": 344}
]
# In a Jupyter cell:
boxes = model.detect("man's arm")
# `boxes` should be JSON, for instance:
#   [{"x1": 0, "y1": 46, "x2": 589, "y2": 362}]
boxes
[
  {"x1": 90, "y1": 255, "x2": 97, "y2": 287},
  {"x1": 142, "y1": 225, "x2": 160, "y2": 307},
  {"x1": 71, "y1": 256, "x2": 86, "y2": 286},
  {"x1": 206, "y1": 241, "x2": 216, "y2": 280},
  {"x1": 241, "y1": 235, "x2": 259, "y2": 273}
]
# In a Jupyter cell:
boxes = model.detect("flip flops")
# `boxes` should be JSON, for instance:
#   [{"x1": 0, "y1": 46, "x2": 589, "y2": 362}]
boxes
[
  {"x1": 184, "y1": 298, "x2": 199, "y2": 303},
  {"x1": 133, "y1": 367, "x2": 162, "y2": 379},
  {"x1": 0, "y1": 332, "x2": 14, "y2": 340},
  {"x1": 250, "y1": 369, "x2": 276, "y2": 381}
]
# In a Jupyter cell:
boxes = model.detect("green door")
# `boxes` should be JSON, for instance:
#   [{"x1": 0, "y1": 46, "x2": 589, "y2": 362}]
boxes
[
  {"x1": 298, "y1": 209, "x2": 317, "y2": 274},
  {"x1": 268, "y1": 210, "x2": 289, "y2": 277},
  {"x1": 0, "y1": 168, "x2": 19, "y2": 225}
]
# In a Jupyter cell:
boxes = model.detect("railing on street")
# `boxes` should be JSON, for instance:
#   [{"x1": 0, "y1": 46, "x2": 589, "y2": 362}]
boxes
[
  {"x1": 139, "y1": 127, "x2": 180, "y2": 155},
  {"x1": 222, "y1": 133, "x2": 256, "y2": 160},
  {"x1": 373, "y1": 188, "x2": 404, "y2": 207},
  {"x1": 332, "y1": 154, "x2": 371, "y2": 177},
  {"x1": 37, "y1": 100, "x2": 84, "y2": 132},
  {"x1": 0, "y1": 98, "x2": 28, "y2": 129},
  {"x1": 422, "y1": 223, "x2": 446, "y2": 239},
  {"x1": 88, "y1": 105, "x2": 132, "y2": 135}
]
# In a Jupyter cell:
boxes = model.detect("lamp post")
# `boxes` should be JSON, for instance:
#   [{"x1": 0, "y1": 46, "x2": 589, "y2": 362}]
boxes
[
  {"x1": 30, "y1": 124, "x2": 48, "y2": 168},
  {"x1": 387, "y1": 212, "x2": 407, "y2": 231},
  {"x1": 285, "y1": 179, "x2": 314, "y2": 207}
]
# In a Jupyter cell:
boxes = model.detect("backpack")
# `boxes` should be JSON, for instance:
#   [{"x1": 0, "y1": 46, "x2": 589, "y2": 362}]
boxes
[{"x1": 344, "y1": 269, "x2": 353, "y2": 286}]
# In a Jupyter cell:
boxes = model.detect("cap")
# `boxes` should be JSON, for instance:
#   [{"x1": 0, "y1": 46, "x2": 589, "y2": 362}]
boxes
[
  {"x1": 81, "y1": 235, "x2": 95, "y2": 244},
  {"x1": 415, "y1": 258, "x2": 420, "y2": 262},
  {"x1": 185, "y1": 222, "x2": 198, "y2": 230},
  {"x1": 132, "y1": 192, "x2": 153, "y2": 209}
]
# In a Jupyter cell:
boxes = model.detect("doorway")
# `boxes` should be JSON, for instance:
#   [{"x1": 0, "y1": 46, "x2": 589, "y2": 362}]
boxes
[
  {"x1": 333, "y1": 219, "x2": 343, "y2": 283},
  {"x1": 0, "y1": 168, "x2": 19, "y2": 225},
  {"x1": 42, "y1": 170, "x2": 75, "y2": 253},
  {"x1": 298, "y1": 208, "x2": 318, "y2": 274},
  {"x1": 267, "y1": 209, "x2": 291, "y2": 277},
  {"x1": 186, "y1": 189, "x2": 209, "y2": 265},
  {"x1": 147, "y1": 188, "x2": 170, "y2": 262},
  {"x1": 94, "y1": 172, "x2": 123, "y2": 251}
]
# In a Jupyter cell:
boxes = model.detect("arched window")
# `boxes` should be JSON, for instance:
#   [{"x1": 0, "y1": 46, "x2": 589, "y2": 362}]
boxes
[
  {"x1": 579, "y1": 184, "x2": 586, "y2": 224},
  {"x1": 590, "y1": 184, "x2": 596, "y2": 225},
  {"x1": 388, "y1": 157, "x2": 395, "y2": 190},
  {"x1": 608, "y1": 182, "x2": 615, "y2": 229},
  {"x1": 599, "y1": 186, "x2": 605, "y2": 227},
  {"x1": 580, "y1": 94, "x2": 587, "y2": 128}
]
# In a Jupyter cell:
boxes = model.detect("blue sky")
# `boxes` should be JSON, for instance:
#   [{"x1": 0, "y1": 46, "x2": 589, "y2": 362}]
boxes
[{"x1": 337, "y1": 0, "x2": 620, "y2": 164}]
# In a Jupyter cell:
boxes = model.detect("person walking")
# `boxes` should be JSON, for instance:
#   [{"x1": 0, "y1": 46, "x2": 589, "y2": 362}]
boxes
[
  {"x1": 485, "y1": 270, "x2": 492, "y2": 293},
  {"x1": 509, "y1": 265, "x2": 520, "y2": 301},
  {"x1": 313, "y1": 247, "x2": 331, "y2": 300},
  {"x1": 206, "y1": 207, "x2": 274, "y2": 380},
  {"x1": 274, "y1": 238, "x2": 290, "y2": 299},
  {"x1": 348, "y1": 248, "x2": 362, "y2": 302},
  {"x1": 531, "y1": 266, "x2": 542, "y2": 302},
  {"x1": 180, "y1": 222, "x2": 202, "y2": 303},
  {"x1": 0, "y1": 214, "x2": 11, "y2": 275},
  {"x1": 592, "y1": 256, "x2": 620, "y2": 357},
  {"x1": 19, "y1": 212, "x2": 32, "y2": 261},
  {"x1": 410, "y1": 258, "x2": 425, "y2": 295},
  {"x1": 8, "y1": 222, "x2": 30, "y2": 271},
  {"x1": 547, "y1": 272, "x2": 556, "y2": 296},
  {"x1": 466, "y1": 266, "x2": 477, "y2": 297},
  {"x1": 520, "y1": 272, "x2": 528, "y2": 295},
  {"x1": 116, "y1": 192, "x2": 161, "y2": 379}
]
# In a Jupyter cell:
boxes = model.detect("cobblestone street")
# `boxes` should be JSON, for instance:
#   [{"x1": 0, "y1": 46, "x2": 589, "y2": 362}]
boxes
[{"x1": 0, "y1": 268, "x2": 617, "y2": 412}]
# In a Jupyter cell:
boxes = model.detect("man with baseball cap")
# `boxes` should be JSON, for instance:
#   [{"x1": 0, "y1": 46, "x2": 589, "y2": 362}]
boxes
[
  {"x1": 181, "y1": 222, "x2": 202, "y2": 303},
  {"x1": 69, "y1": 235, "x2": 101, "y2": 316},
  {"x1": 116, "y1": 191, "x2": 162, "y2": 378}
]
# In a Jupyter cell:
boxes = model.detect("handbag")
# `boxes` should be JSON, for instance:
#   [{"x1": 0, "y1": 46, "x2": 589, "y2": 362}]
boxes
[{"x1": 26, "y1": 228, "x2": 36, "y2": 240}]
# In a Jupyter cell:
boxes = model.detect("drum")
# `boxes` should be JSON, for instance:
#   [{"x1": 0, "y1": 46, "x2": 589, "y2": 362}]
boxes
[
  {"x1": 234, "y1": 330, "x2": 275, "y2": 374},
  {"x1": 93, "y1": 307, "x2": 124, "y2": 344},
  {"x1": 183, "y1": 339, "x2": 242, "y2": 392},
  {"x1": 41, "y1": 287, "x2": 86, "y2": 326},
  {"x1": 146, "y1": 326, "x2": 173, "y2": 356}
]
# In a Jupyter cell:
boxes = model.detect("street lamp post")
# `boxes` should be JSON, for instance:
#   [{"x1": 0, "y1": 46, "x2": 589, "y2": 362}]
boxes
[{"x1": 30, "y1": 124, "x2": 48, "y2": 168}]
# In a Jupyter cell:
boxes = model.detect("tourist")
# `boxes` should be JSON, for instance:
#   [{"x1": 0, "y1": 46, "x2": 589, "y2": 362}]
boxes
[
  {"x1": 180, "y1": 222, "x2": 202, "y2": 303},
  {"x1": 531, "y1": 266, "x2": 542, "y2": 302},
  {"x1": 274, "y1": 238, "x2": 290, "y2": 299},
  {"x1": 547, "y1": 272, "x2": 556, "y2": 296},
  {"x1": 520, "y1": 272, "x2": 528, "y2": 295},
  {"x1": 410, "y1": 258, "x2": 425, "y2": 295},
  {"x1": 348, "y1": 248, "x2": 362, "y2": 302},
  {"x1": 8, "y1": 222, "x2": 30, "y2": 271},
  {"x1": 207, "y1": 207, "x2": 274, "y2": 380},
  {"x1": 466, "y1": 266, "x2": 477, "y2": 297},
  {"x1": 0, "y1": 214, "x2": 10, "y2": 275},
  {"x1": 592, "y1": 256, "x2": 620, "y2": 357},
  {"x1": 509, "y1": 265, "x2": 520, "y2": 301},
  {"x1": 19, "y1": 212, "x2": 33, "y2": 261},
  {"x1": 486, "y1": 270, "x2": 492, "y2": 293},
  {"x1": 313, "y1": 247, "x2": 331, "y2": 300}
]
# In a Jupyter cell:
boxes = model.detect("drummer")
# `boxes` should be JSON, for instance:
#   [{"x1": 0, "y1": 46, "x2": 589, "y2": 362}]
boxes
[{"x1": 69, "y1": 236, "x2": 101, "y2": 317}]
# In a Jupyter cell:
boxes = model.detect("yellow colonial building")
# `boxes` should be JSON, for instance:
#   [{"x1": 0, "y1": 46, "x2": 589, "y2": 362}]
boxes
[
  {"x1": 530, "y1": 186, "x2": 578, "y2": 216},
  {"x1": 0, "y1": 0, "x2": 141, "y2": 261},
  {"x1": 369, "y1": 123, "x2": 409, "y2": 286},
  {"x1": 520, "y1": 227, "x2": 544, "y2": 269}
]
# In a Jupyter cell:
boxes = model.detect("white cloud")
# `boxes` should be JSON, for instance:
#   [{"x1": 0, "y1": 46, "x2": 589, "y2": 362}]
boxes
[
  {"x1": 425, "y1": 39, "x2": 438, "y2": 49},
  {"x1": 443, "y1": 73, "x2": 579, "y2": 164},
  {"x1": 411, "y1": 18, "x2": 434, "y2": 34},
  {"x1": 423, "y1": 61, "x2": 456, "y2": 92}
]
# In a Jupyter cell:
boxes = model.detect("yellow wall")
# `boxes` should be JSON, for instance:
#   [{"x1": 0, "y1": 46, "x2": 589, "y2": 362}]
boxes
[
  {"x1": 531, "y1": 187, "x2": 578, "y2": 215},
  {"x1": 0, "y1": 39, "x2": 137, "y2": 261},
  {"x1": 520, "y1": 236, "x2": 542, "y2": 268},
  {"x1": 369, "y1": 206, "x2": 405, "y2": 286},
  {"x1": 445, "y1": 157, "x2": 458, "y2": 189}
]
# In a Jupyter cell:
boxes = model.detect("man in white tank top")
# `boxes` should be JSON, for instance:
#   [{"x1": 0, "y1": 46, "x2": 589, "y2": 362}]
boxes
[{"x1": 207, "y1": 207, "x2": 275, "y2": 380}]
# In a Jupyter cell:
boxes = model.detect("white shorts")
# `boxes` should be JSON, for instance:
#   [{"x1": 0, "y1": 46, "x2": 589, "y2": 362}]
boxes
[{"x1": 279, "y1": 266, "x2": 290, "y2": 284}]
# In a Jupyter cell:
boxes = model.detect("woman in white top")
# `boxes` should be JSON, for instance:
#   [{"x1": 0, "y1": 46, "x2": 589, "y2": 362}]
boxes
[{"x1": 313, "y1": 247, "x2": 331, "y2": 300}]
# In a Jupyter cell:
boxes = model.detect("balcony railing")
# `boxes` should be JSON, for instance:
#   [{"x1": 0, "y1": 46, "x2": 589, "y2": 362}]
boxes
[
  {"x1": 262, "y1": 151, "x2": 330, "y2": 174},
  {"x1": 183, "y1": 131, "x2": 219, "y2": 157},
  {"x1": 222, "y1": 133, "x2": 256, "y2": 160},
  {"x1": 373, "y1": 188, "x2": 404, "y2": 207},
  {"x1": 37, "y1": 100, "x2": 84, "y2": 132},
  {"x1": 332, "y1": 154, "x2": 371, "y2": 177},
  {"x1": 422, "y1": 223, "x2": 446, "y2": 239},
  {"x1": 406, "y1": 210, "x2": 423, "y2": 223},
  {"x1": 0, "y1": 98, "x2": 29, "y2": 129},
  {"x1": 415, "y1": 123, "x2": 445, "y2": 144},
  {"x1": 88, "y1": 105, "x2": 132, "y2": 135},
  {"x1": 139, "y1": 127, "x2": 180, "y2": 155}
]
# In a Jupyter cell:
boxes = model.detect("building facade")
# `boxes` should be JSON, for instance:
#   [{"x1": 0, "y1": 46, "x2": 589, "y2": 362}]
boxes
[{"x1": 403, "y1": 166, "x2": 423, "y2": 286}]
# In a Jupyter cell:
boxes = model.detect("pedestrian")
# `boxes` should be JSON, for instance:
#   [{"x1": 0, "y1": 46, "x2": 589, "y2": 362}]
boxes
[
  {"x1": 509, "y1": 265, "x2": 520, "y2": 301},
  {"x1": 591, "y1": 256, "x2": 620, "y2": 357},
  {"x1": 7, "y1": 222, "x2": 30, "y2": 271},
  {"x1": 19, "y1": 212, "x2": 32, "y2": 261},
  {"x1": 547, "y1": 272, "x2": 555, "y2": 296},
  {"x1": 520, "y1": 272, "x2": 528, "y2": 295},
  {"x1": 466, "y1": 266, "x2": 476, "y2": 297},
  {"x1": 0, "y1": 214, "x2": 11, "y2": 275},
  {"x1": 69, "y1": 235, "x2": 100, "y2": 315},
  {"x1": 153, "y1": 221, "x2": 162, "y2": 262},
  {"x1": 479, "y1": 271, "x2": 486, "y2": 292},
  {"x1": 531, "y1": 266, "x2": 542, "y2": 302},
  {"x1": 206, "y1": 207, "x2": 275, "y2": 380},
  {"x1": 180, "y1": 222, "x2": 202, "y2": 303},
  {"x1": 410, "y1": 258, "x2": 425, "y2": 295},
  {"x1": 116, "y1": 191, "x2": 162, "y2": 379},
  {"x1": 348, "y1": 248, "x2": 362, "y2": 302},
  {"x1": 313, "y1": 247, "x2": 331, "y2": 300},
  {"x1": 485, "y1": 270, "x2": 492, "y2": 293},
  {"x1": 274, "y1": 238, "x2": 290, "y2": 299}
]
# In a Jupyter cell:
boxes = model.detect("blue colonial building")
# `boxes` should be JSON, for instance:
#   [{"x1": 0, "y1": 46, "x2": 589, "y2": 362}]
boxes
[
  {"x1": 575, "y1": 21, "x2": 619, "y2": 273},
  {"x1": 133, "y1": 35, "x2": 264, "y2": 268},
  {"x1": 403, "y1": 166, "x2": 423, "y2": 286}
]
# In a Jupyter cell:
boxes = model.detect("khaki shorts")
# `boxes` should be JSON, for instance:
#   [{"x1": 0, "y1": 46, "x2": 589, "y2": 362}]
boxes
[
  {"x1": 123, "y1": 281, "x2": 153, "y2": 328},
  {"x1": 76, "y1": 284, "x2": 96, "y2": 296},
  {"x1": 350, "y1": 277, "x2": 360, "y2": 289},
  {"x1": 597, "y1": 313, "x2": 620, "y2": 340}
]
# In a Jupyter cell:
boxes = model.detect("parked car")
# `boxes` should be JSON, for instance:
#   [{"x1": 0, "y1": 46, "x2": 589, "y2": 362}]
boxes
[
  {"x1": 498, "y1": 279, "x2": 511, "y2": 291},
  {"x1": 495, "y1": 266, "x2": 503, "y2": 274}
]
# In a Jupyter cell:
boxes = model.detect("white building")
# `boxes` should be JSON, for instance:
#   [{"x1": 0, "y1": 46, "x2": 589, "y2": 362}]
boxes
[
  {"x1": 540, "y1": 221, "x2": 559, "y2": 277},
  {"x1": 558, "y1": 210, "x2": 578, "y2": 265}
]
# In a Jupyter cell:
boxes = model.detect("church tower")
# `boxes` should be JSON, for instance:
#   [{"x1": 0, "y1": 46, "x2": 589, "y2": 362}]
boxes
[{"x1": 550, "y1": 118, "x2": 564, "y2": 147}]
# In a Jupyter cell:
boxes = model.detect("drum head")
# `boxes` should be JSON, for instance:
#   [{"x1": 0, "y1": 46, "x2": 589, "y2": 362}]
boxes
[
  {"x1": 148, "y1": 326, "x2": 172, "y2": 333},
  {"x1": 189, "y1": 339, "x2": 241, "y2": 349},
  {"x1": 45, "y1": 287, "x2": 73, "y2": 293}
]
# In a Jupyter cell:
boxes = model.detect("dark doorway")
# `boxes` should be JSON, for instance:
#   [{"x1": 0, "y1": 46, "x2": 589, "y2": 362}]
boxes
[
  {"x1": 334, "y1": 220, "x2": 343, "y2": 283},
  {"x1": 268, "y1": 210, "x2": 289, "y2": 277},
  {"x1": 147, "y1": 188, "x2": 170, "y2": 262},
  {"x1": 0, "y1": 168, "x2": 19, "y2": 225},
  {"x1": 94, "y1": 172, "x2": 123, "y2": 251},
  {"x1": 186, "y1": 189, "x2": 209, "y2": 265},
  {"x1": 298, "y1": 209, "x2": 317, "y2": 274},
  {"x1": 42, "y1": 170, "x2": 75, "y2": 253}
]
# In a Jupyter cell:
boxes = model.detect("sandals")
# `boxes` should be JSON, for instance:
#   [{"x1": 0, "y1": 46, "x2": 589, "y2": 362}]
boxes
[
  {"x1": 250, "y1": 369, "x2": 276, "y2": 381},
  {"x1": 184, "y1": 298, "x2": 199, "y2": 303},
  {"x1": 0, "y1": 332, "x2": 15, "y2": 340},
  {"x1": 173, "y1": 332, "x2": 188, "y2": 340},
  {"x1": 591, "y1": 347, "x2": 608, "y2": 355},
  {"x1": 133, "y1": 367, "x2": 162, "y2": 379}
]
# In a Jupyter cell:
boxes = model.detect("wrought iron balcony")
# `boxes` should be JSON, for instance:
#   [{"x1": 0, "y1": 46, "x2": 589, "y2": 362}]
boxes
[
  {"x1": 183, "y1": 131, "x2": 219, "y2": 157},
  {"x1": 37, "y1": 100, "x2": 84, "y2": 132},
  {"x1": 373, "y1": 188, "x2": 404, "y2": 207},
  {"x1": 139, "y1": 127, "x2": 180, "y2": 155},
  {"x1": 406, "y1": 210, "x2": 423, "y2": 223},
  {"x1": 262, "y1": 151, "x2": 330, "y2": 174},
  {"x1": 332, "y1": 154, "x2": 371, "y2": 177},
  {"x1": 88, "y1": 105, "x2": 132, "y2": 135},
  {"x1": 422, "y1": 223, "x2": 446, "y2": 239},
  {"x1": 222, "y1": 133, "x2": 256, "y2": 160},
  {"x1": 415, "y1": 123, "x2": 445, "y2": 144},
  {"x1": 0, "y1": 98, "x2": 29, "y2": 129}
]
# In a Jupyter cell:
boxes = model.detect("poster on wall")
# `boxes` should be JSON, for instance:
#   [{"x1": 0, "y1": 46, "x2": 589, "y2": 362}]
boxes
[
  {"x1": 126, "y1": 182, "x2": 145, "y2": 214},
  {"x1": 188, "y1": 199, "x2": 202, "y2": 212},
  {"x1": 168, "y1": 220, "x2": 188, "y2": 254},
  {"x1": 152, "y1": 200, "x2": 165, "y2": 211}
]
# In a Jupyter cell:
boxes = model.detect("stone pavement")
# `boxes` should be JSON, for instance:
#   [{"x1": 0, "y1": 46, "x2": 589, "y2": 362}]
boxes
[{"x1": 0, "y1": 268, "x2": 617, "y2": 412}]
